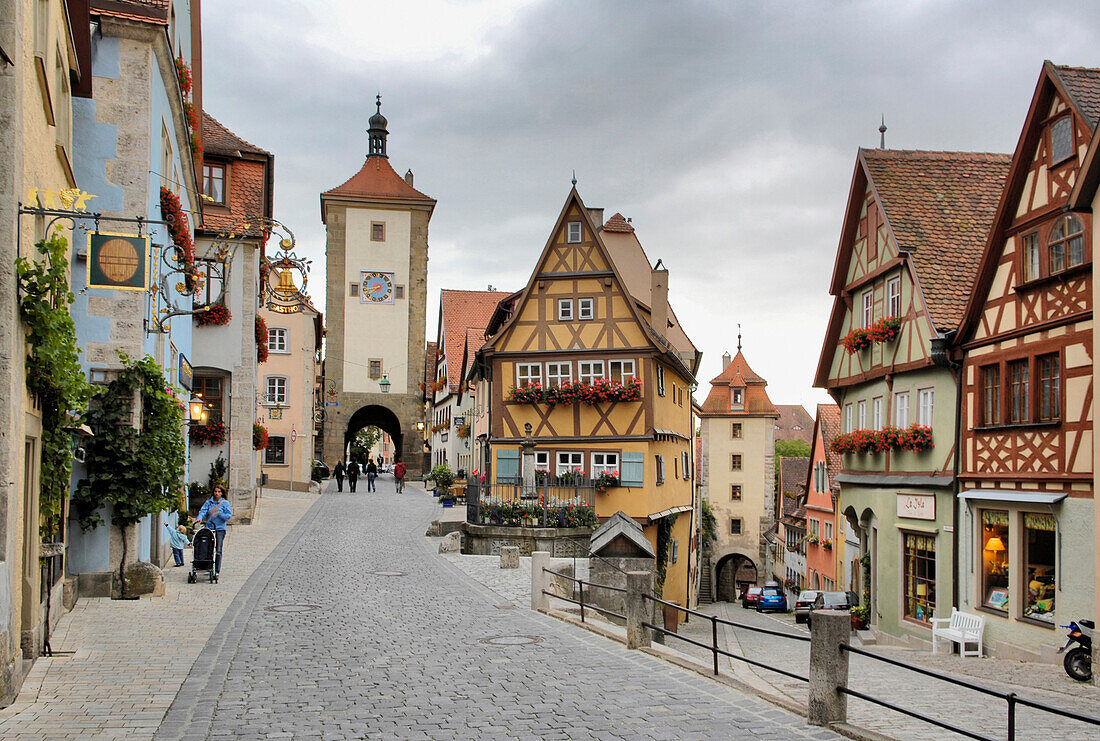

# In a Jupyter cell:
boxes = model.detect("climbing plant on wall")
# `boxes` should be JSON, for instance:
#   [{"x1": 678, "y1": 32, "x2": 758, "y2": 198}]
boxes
[
  {"x1": 15, "y1": 231, "x2": 93, "y2": 539},
  {"x1": 655, "y1": 513, "x2": 679, "y2": 597}
]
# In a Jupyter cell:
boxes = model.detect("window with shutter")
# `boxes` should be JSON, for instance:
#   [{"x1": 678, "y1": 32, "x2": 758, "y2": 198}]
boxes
[
  {"x1": 495, "y1": 449, "x2": 520, "y2": 483},
  {"x1": 621, "y1": 452, "x2": 644, "y2": 487}
]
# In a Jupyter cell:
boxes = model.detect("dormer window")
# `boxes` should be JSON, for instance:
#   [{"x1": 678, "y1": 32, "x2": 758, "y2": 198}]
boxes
[
  {"x1": 567, "y1": 222, "x2": 582, "y2": 243},
  {"x1": 1050, "y1": 116, "x2": 1074, "y2": 165},
  {"x1": 731, "y1": 387, "x2": 743, "y2": 406}
]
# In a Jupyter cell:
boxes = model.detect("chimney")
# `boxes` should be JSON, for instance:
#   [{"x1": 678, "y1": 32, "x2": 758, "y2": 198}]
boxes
[
  {"x1": 587, "y1": 207, "x2": 604, "y2": 227},
  {"x1": 651, "y1": 260, "x2": 669, "y2": 341},
  {"x1": 722, "y1": 352, "x2": 731, "y2": 370},
  {"x1": 404, "y1": 169, "x2": 414, "y2": 186}
]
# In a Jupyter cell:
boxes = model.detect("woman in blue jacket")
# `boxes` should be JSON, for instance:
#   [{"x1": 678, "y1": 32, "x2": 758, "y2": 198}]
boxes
[{"x1": 198, "y1": 485, "x2": 233, "y2": 576}]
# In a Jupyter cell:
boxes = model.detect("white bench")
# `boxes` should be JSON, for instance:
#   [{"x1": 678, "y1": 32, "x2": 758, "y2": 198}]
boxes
[{"x1": 931, "y1": 607, "x2": 986, "y2": 658}]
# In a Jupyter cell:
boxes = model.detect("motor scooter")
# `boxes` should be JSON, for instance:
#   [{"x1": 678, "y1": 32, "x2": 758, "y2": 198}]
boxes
[{"x1": 1057, "y1": 619, "x2": 1093, "y2": 682}]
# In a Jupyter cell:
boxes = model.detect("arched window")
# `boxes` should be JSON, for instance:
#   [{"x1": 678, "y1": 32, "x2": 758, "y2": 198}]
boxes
[{"x1": 1048, "y1": 215, "x2": 1085, "y2": 274}]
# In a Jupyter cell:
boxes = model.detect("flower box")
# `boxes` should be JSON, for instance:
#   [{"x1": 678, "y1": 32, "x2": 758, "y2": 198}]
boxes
[
  {"x1": 829, "y1": 423, "x2": 933, "y2": 455},
  {"x1": 189, "y1": 421, "x2": 227, "y2": 446},
  {"x1": 840, "y1": 317, "x2": 901, "y2": 354},
  {"x1": 253, "y1": 423, "x2": 268, "y2": 451},
  {"x1": 507, "y1": 377, "x2": 642, "y2": 406},
  {"x1": 195, "y1": 302, "x2": 231, "y2": 326}
]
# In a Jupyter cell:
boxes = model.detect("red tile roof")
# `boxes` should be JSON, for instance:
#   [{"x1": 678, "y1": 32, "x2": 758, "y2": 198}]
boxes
[
  {"x1": 602, "y1": 213, "x2": 634, "y2": 233},
  {"x1": 699, "y1": 351, "x2": 779, "y2": 417},
  {"x1": 91, "y1": 0, "x2": 168, "y2": 23},
  {"x1": 1052, "y1": 64, "x2": 1100, "y2": 128},
  {"x1": 439, "y1": 289, "x2": 511, "y2": 393},
  {"x1": 775, "y1": 404, "x2": 814, "y2": 445},
  {"x1": 323, "y1": 157, "x2": 434, "y2": 203},
  {"x1": 202, "y1": 111, "x2": 270, "y2": 158},
  {"x1": 815, "y1": 404, "x2": 842, "y2": 493},
  {"x1": 861, "y1": 149, "x2": 1010, "y2": 330},
  {"x1": 779, "y1": 457, "x2": 810, "y2": 518}
]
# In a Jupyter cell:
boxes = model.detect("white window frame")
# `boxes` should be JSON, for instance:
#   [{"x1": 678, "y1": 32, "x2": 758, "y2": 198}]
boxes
[
  {"x1": 887, "y1": 277, "x2": 901, "y2": 318},
  {"x1": 918, "y1": 388, "x2": 934, "y2": 427},
  {"x1": 546, "y1": 362, "x2": 571, "y2": 388},
  {"x1": 824, "y1": 521, "x2": 833, "y2": 541},
  {"x1": 265, "y1": 376, "x2": 287, "y2": 405},
  {"x1": 203, "y1": 162, "x2": 226, "y2": 204},
  {"x1": 732, "y1": 387, "x2": 743, "y2": 405},
  {"x1": 579, "y1": 360, "x2": 604, "y2": 384},
  {"x1": 567, "y1": 221, "x2": 582, "y2": 243},
  {"x1": 895, "y1": 392, "x2": 910, "y2": 428},
  {"x1": 845, "y1": 403, "x2": 853, "y2": 433},
  {"x1": 556, "y1": 451, "x2": 583, "y2": 476},
  {"x1": 557, "y1": 298, "x2": 574, "y2": 321},
  {"x1": 857, "y1": 400, "x2": 866, "y2": 430},
  {"x1": 516, "y1": 363, "x2": 542, "y2": 388},
  {"x1": 578, "y1": 297, "x2": 594, "y2": 320},
  {"x1": 267, "y1": 327, "x2": 288, "y2": 353},
  {"x1": 534, "y1": 451, "x2": 550, "y2": 472},
  {"x1": 591, "y1": 452, "x2": 619, "y2": 477},
  {"x1": 862, "y1": 289, "x2": 873, "y2": 327},
  {"x1": 608, "y1": 359, "x2": 635, "y2": 384},
  {"x1": 872, "y1": 397, "x2": 882, "y2": 430}
]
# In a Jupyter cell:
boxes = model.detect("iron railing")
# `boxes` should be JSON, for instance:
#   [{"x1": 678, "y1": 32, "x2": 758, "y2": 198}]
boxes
[
  {"x1": 542, "y1": 568, "x2": 626, "y2": 623},
  {"x1": 466, "y1": 479, "x2": 596, "y2": 527}
]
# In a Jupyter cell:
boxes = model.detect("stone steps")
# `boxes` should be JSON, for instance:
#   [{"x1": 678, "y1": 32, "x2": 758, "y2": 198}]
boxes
[{"x1": 698, "y1": 559, "x2": 713, "y2": 604}]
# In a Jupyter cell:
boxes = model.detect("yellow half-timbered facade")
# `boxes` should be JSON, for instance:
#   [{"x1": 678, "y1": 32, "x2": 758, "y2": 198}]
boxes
[{"x1": 478, "y1": 190, "x2": 702, "y2": 606}]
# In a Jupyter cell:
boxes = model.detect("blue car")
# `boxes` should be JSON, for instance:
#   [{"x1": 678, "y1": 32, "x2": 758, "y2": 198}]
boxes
[{"x1": 756, "y1": 582, "x2": 789, "y2": 613}]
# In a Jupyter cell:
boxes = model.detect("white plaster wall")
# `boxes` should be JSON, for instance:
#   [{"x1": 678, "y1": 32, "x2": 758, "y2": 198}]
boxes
[{"x1": 343, "y1": 208, "x2": 412, "y2": 394}]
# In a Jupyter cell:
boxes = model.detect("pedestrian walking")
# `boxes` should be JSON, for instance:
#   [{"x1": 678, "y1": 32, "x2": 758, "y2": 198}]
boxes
[
  {"x1": 333, "y1": 460, "x2": 346, "y2": 492},
  {"x1": 347, "y1": 460, "x2": 360, "y2": 492},
  {"x1": 197, "y1": 485, "x2": 233, "y2": 577},
  {"x1": 366, "y1": 460, "x2": 378, "y2": 492},
  {"x1": 394, "y1": 460, "x2": 406, "y2": 493},
  {"x1": 165, "y1": 522, "x2": 190, "y2": 567}
]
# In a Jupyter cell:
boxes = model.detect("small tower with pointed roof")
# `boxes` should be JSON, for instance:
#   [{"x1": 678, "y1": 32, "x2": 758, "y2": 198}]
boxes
[{"x1": 320, "y1": 99, "x2": 437, "y2": 478}]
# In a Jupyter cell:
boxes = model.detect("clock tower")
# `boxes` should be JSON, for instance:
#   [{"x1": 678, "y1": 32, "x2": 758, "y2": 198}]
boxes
[{"x1": 320, "y1": 98, "x2": 435, "y2": 478}]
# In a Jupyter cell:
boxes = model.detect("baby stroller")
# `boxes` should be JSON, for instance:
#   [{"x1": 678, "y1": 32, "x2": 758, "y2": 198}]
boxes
[{"x1": 188, "y1": 523, "x2": 218, "y2": 583}]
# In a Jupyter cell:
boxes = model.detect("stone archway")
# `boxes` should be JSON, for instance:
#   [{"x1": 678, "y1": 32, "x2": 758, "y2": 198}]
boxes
[
  {"x1": 714, "y1": 553, "x2": 758, "y2": 602},
  {"x1": 344, "y1": 405, "x2": 403, "y2": 467}
]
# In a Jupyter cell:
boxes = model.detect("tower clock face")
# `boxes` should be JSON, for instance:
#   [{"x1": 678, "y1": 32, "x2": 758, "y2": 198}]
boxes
[{"x1": 361, "y1": 272, "x2": 394, "y2": 304}]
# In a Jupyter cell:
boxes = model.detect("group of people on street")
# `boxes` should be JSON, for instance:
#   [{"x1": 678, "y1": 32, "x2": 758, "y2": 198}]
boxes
[{"x1": 332, "y1": 458, "x2": 406, "y2": 493}]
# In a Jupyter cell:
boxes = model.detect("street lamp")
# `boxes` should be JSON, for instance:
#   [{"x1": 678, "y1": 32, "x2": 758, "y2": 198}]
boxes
[
  {"x1": 188, "y1": 394, "x2": 207, "y2": 425},
  {"x1": 379, "y1": 373, "x2": 391, "y2": 394}
]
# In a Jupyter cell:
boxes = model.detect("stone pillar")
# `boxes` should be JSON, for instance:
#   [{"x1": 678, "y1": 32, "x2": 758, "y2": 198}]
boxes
[
  {"x1": 531, "y1": 551, "x2": 550, "y2": 611},
  {"x1": 626, "y1": 571, "x2": 653, "y2": 649},
  {"x1": 808, "y1": 610, "x2": 850, "y2": 726},
  {"x1": 500, "y1": 546, "x2": 519, "y2": 569}
]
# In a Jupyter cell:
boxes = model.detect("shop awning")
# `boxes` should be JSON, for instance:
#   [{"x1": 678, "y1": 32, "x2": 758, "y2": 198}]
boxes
[
  {"x1": 957, "y1": 489, "x2": 1067, "y2": 504},
  {"x1": 648, "y1": 504, "x2": 693, "y2": 522}
]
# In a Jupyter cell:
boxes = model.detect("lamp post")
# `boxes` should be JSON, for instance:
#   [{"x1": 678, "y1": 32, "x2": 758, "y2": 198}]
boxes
[
  {"x1": 188, "y1": 394, "x2": 206, "y2": 426},
  {"x1": 379, "y1": 373, "x2": 391, "y2": 394}
]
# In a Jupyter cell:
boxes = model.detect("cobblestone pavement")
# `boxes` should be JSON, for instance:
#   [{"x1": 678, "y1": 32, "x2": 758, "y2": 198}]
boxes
[
  {"x1": 154, "y1": 481, "x2": 838, "y2": 740},
  {"x1": 675, "y1": 600, "x2": 1100, "y2": 741},
  {"x1": 0, "y1": 490, "x2": 317, "y2": 741}
]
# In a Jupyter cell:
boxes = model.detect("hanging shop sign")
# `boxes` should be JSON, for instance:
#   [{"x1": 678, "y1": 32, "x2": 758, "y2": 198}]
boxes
[
  {"x1": 360, "y1": 271, "x2": 395, "y2": 304},
  {"x1": 897, "y1": 492, "x2": 936, "y2": 521},
  {"x1": 178, "y1": 354, "x2": 193, "y2": 391},
  {"x1": 87, "y1": 232, "x2": 149, "y2": 290}
]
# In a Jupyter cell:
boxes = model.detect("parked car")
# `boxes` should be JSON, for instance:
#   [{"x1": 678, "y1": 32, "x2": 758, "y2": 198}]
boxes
[
  {"x1": 806, "y1": 591, "x2": 852, "y2": 627},
  {"x1": 756, "y1": 583, "x2": 789, "y2": 613},
  {"x1": 741, "y1": 586, "x2": 763, "y2": 609},
  {"x1": 794, "y1": 590, "x2": 824, "y2": 624},
  {"x1": 313, "y1": 460, "x2": 330, "y2": 480}
]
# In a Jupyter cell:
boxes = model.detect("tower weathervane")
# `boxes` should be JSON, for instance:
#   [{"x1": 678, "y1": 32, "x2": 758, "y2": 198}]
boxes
[
  {"x1": 879, "y1": 115, "x2": 887, "y2": 149},
  {"x1": 737, "y1": 323, "x2": 742, "y2": 353}
]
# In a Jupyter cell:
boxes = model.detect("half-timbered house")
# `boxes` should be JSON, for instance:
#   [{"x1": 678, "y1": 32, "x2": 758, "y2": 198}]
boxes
[
  {"x1": 956, "y1": 63, "x2": 1098, "y2": 660},
  {"x1": 478, "y1": 190, "x2": 702, "y2": 606},
  {"x1": 816, "y1": 148, "x2": 1009, "y2": 642}
]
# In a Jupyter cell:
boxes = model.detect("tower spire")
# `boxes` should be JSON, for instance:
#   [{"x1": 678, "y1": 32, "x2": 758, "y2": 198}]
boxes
[
  {"x1": 737, "y1": 323, "x2": 742, "y2": 353},
  {"x1": 367, "y1": 93, "x2": 389, "y2": 159},
  {"x1": 879, "y1": 115, "x2": 887, "y2": 149}
]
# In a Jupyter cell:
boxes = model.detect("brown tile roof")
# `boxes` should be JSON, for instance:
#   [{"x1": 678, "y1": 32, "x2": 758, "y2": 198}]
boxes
[
  {"x1": 779, "y1": 457, "x2": 810, "y2": 517},
  {"x1": 602, "y1": 213, "x2": 634, "y2": 233},
  {"x1": 861, "y1": 149, "x2": 1010, "y2": 330},
  {"x1": 439, "y1": 290, "x2": 511, "y2": 393},
  {"x1": 775, "y1": 404, "x2": 814, "y2": 445},
  {"x1": 1052, "y1": 64, "x2": 1100, "y2": 128},
  {"x1": 699, "y1": 351, "x2": 779, "y2": 417},
  {"x1": 815, "y1": 404, "x2": 843, "y2": 492},
  {"x1": 202, "y1": 111, "x2": 270, "y2": 158},
  {"x1": 323, "y1": 157, "x2": 434, "y2": 203},
  {"x1": 91, "y1": 0, "x2": 168, "y2": 23}
]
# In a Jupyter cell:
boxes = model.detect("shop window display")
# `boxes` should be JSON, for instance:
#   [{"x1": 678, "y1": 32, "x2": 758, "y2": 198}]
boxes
[
  {"x1": 1023, "y1": 513, "x2": 1056, "y2": 623},
  {"x1": 981, "y1": 510, "x2": 1009, "y2": 612},
  {"x1": 903, "y1": 533, "x2": 935, "y2": 622}
]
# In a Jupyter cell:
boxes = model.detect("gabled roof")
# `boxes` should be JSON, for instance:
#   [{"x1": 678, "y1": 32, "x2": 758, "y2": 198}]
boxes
[
  {"x1": 590, "y1": 511, "x2": 655, "y2": 558},
  {"x1": 814, "y1": 404, "x2": 842, "y2": 493},
  {"x1": 775, "y1": 404, "x2": 814, "y2": 445},
  {"x1": 779, "y1": 457, "x2": 810, "y2": 506},
  {"x1": 860, "y1": 149, "x2": 1010, "y2": 330},
  {"x1": 202, "y1": 111, "x2": 270, "y2": 158},
  {"x1": 437, "y1": 289, "x2": 511, "y2": 394},
  {"x1": 699, "y1": 351, "x2": 779, "y2": 417},
  {"x1": 959, "y1": 61, "x2": 1100, "y2": 341},
  {"x1": 322, "y1": 157, "x2": 435, "y2": 206},
  {"x1": 602, "y1": 212, "x2": 634, "y2": 233}
]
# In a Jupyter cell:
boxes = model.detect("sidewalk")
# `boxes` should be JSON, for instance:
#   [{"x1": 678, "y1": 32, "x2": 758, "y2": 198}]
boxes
[{"x1": 0, "y1": 489, "x2": 317, "y2": 741}]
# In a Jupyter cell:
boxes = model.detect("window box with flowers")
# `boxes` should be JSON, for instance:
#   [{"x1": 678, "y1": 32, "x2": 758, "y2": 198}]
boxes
[
  {"x1": 194, "y1": 301, "x2": 231, "y2": 327},
  {"x1": 430, "y1": 421, "x2": 451, "y2": 434},
  {"x1": 840, "y1": 317, "x2": 901, "y2": 354},
  {"x1": 829, "y1": 424, "x2": 933, "y2": 455},
  {"x1": 253, "y1": 423, "x2": 268, "y2": 451},
  {"x1": 174, "y1": 57, "x2": 201, "y2": 156},
  {"x1": 807, "y1": 533, "x2": 819, "y2": 545},
  {"x1": 821, "y1": 538, "x2": 833, "y2": 550},
  {"x1": 159, "y1": 186, "x2": 198, "y2": 291},
  {"x1": 593, "y1": 471, "x2": 619, "y2": 493},
  {"x1": 507, "y1": 377, "x2": 642, "y2": 406},
  {"x1": 455, "y1": 423, "x2": 470, "y2": 439},
  {"x1": 557, "y1": 467, "x2": 586, "y2": 485},
  {"x1": 189, "y1": 421, "x2": 227, "y2": 446},
  {"x1": 255, "y1": 315, "x2": 269, "y2": 363}
]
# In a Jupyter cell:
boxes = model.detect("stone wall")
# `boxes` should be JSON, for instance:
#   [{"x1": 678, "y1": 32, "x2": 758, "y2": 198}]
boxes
[
  {"x1": 590, "y1": 556, "x2": 654, "y2": 621},
  {"x1": 462, "y1": 523, "x2": 594, "y2": 557}
]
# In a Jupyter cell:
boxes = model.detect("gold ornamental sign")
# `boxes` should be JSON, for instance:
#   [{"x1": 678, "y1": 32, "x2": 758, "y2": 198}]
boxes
[{"x1": 87, "y1": 232, "x2": 149, "y2": 291}]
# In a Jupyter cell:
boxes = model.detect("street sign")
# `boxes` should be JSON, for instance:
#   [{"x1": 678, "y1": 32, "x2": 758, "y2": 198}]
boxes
[
  {"x1": 291, "y1": 429, "x2": 297, "y2": 443},
  {"x1": 325, "y1": 401, "x2": 338, "y2": 407}
]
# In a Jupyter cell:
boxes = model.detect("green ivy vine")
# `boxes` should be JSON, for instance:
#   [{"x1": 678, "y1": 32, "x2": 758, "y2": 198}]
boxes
[
  {"x1": 15, "y1": 231, "x2": 92, "y2": 539},
  {"x1": 655, "y1": 513, "x2": 679, "y2": 597},
  {"x1": 72, "y1": 353, "x2": 186, "y2": 533}
]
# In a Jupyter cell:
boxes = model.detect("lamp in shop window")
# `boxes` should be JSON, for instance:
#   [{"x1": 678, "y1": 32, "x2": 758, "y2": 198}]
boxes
[
  {"x1": 985, "y1": 535, "x2": 1006, "y2": 573},
  {"x1": 916, "y1": 583, "x2": 928, "y2": 598}
]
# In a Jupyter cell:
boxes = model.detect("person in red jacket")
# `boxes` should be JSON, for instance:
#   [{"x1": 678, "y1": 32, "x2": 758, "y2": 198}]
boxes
[{"x1": 393, "y1": 460, "x2": 406, "y2": 493}]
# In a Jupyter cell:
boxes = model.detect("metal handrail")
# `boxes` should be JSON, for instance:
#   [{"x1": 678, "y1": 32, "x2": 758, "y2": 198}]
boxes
[
  {"x1": 543, "y1": 567, "x2": 626, "y2": 593},
  {"x1": 837, "y1": 686, "x2": 996, "y2": 741},
  {"x1": 644, "y1": 593, "x2": 810, "y2": 642},
  {"x1": 642, "y1": 619, "x2": 810, "y2": 683}
]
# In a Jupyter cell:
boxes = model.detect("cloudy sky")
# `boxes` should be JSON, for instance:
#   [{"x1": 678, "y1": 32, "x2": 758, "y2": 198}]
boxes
[{"x1": 202, "y1": 0, "x2": 1099, "y2": 412}]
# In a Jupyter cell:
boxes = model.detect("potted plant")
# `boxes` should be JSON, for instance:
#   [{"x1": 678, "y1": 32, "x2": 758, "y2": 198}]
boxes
[
  {"x1": 851, "y1": 605, "x2": 870, "y2": 630},
  {"x1": 427, "y1": 464, "x2": 457, "y2": 506}
]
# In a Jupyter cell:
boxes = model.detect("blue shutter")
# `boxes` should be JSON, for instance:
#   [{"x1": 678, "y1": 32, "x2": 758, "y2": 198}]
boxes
[
  {"x1": 621, "y1": 452, "x2": 644, "y2": 487},
  {"x1": 495, "y1": 449, "x2": 520, "y2": 484}
]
